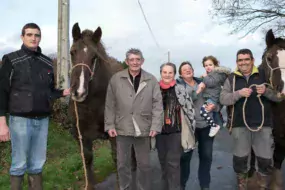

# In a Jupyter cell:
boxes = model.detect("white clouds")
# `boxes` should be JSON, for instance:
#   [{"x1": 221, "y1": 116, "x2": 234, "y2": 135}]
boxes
[{"x1": 0, "y1": 0, "x2": 268, "y2": 77}]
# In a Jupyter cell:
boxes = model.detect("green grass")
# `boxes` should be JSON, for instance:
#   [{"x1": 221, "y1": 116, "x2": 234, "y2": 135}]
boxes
[{"x1": 0, "y1": 122, "x2": 116, "y2": 189}]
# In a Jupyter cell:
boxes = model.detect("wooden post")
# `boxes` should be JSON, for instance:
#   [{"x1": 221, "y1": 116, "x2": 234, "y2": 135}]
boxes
[
  {"x1": 61, "y1": 0, "x2": 70, "y2": 89},
  {"x1": 57, "y1": 0, "x2": 70, "y2": 89},
  {"x1": 57, "y1": 0, "x2": 62, "y2": 88}
]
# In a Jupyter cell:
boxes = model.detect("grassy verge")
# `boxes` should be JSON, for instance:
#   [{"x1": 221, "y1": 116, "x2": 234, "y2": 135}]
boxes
[{"x1": 0, "y1": 122, "x2": 116, "y2": 189}]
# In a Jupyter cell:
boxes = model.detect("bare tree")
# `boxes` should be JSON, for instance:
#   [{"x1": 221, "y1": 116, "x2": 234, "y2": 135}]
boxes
[{"x1": 210, "y1": 0, "x2": 285, "y2": 38}]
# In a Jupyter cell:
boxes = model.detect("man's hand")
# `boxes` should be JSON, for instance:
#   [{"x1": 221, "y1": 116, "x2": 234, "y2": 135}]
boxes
[
  {"x1": 149, "y1": 130, "x2": 157, "y2": 137},
  {"x1": 196, "y1": 82, "x2": 206, "y2": 94},
  {"x1": 0, "y1": 119, "x2": 10, "y2": 142},
  {"x1": 108, "y1": 129, "x2": 117, "y2": 137},
  {"x1": 205, "y1": 103, "x2": 215, "y2": 112},
  {"x1": 63, "y1": 88, "x2": 70, "y2": 96},
  {"x1": 238, "y1": 88, "x2": 252, "y2": 98},
  {"x1": 256, "y1": 84, "x2": 266, "y2": 95},
  {"x1": 202, "y1": 73, "x2": 207, "y2": 77}
]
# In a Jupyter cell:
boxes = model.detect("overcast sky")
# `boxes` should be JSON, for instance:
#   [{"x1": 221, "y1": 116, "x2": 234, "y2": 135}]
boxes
[{"x1": 0, "y1": 0, "x2": 267, "y2": 77}]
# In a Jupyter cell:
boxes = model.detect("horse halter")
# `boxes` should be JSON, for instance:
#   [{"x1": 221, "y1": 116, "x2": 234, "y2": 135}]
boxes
[
  {"x1": 70, "y1": 58, "x2": 97, "y2": 81},
  {"x1": 265, "y1": 53, "x2": 285, "y2": 87}
]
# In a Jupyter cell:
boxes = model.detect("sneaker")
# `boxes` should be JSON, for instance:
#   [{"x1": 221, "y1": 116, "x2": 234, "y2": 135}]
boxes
[{"x1": 209, "y1": 125, "x2": 220, "y2": 137}]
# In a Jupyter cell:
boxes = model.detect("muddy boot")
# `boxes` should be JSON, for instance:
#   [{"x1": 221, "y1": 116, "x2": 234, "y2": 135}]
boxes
[
  {"x1": 237, "y1": 173, "x2": 248, "y2": 190},
  {"x1": 257, "y1": 172, "x2": 271, "y2": 190},
  {"x1": 28, "y1": 173, "x2": 43, "y2": 190},
  {"x1": 10, "y1": 175, "x2": 24, "y2": 190},
  {"x1": 270, "y1": 169, "x2": 283, "y2": 190}
]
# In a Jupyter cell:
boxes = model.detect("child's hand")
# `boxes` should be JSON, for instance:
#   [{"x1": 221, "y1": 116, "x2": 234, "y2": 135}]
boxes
[{"x1": 196, "y1": 82, "x2": 205, "y2": 94}]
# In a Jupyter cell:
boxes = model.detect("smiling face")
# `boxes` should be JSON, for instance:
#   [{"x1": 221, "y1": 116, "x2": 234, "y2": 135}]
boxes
[
  {"x1": 161, "y1": 65, "x2": 175, "y2": 84},
  {"x1": 180, "y1": 64, "x2": 194, "y2": 80},
  {"x1": 236, "y1": 53, "x2": 254, "y2": 76},
  {"x1": 125, "y1": 53, "x2": 144, "y2": 73}
]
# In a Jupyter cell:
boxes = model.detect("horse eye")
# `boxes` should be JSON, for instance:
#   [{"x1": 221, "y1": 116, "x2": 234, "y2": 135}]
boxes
[{"x1": 267, "y1": 56, "x2": 272, "y2": 62}]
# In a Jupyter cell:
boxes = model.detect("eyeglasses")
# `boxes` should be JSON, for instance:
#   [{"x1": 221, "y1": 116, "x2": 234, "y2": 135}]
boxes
[
  {"x1": 25, "y1": 33, "x2": 41, "y2": 38},
  {"x1": 237, "y1": 58, "x2": 251, "y2": 62}
]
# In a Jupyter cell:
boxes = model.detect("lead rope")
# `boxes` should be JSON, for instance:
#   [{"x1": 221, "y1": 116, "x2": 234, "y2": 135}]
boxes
[
  {"x1": 229, "y1": 76, "x2": 273, "y2": 132},
  {"x1": 70, "y1": 60, "x2": 97, "y2": 189},
  {"x1": 74, "y1": 101, "x2": 88, "y2": 190},
  {"x1": 242, "y1": 83, "x2": 271, "y2": 132}
]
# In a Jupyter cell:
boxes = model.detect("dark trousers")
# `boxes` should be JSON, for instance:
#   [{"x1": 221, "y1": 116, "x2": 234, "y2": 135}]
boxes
[
  {"x1": 273, "y1": 141, "x2": 285, "y2": 169},
  {"x1": 156, "y1": 133, "x2": 182, "y2": 190},
  {"x1": 116, "y1": 136, "x2": 151, "y2": 190},
  {"x1": 180, "y1": 127, "x2": 214, "y2": 188}
]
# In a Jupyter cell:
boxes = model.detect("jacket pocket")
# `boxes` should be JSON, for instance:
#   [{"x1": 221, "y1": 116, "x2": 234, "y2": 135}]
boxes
[{"x1": 9, "y1": 91, "x2": 33, "y2": 113}]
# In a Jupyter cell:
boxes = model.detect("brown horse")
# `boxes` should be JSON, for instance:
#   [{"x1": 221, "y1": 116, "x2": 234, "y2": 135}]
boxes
[
  {"x1": 68, "y1": 23, "x2": 123, "y2": 189},
  {"x1": 249, "y1": 29, "x2": 285, "y2": 189}
]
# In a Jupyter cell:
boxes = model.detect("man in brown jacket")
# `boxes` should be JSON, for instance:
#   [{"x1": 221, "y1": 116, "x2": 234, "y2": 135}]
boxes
[{"x1": 104, "y1": 48, "x2": 163, "y2": 190}]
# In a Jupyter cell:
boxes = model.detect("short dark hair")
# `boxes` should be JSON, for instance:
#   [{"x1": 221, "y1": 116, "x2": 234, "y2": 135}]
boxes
[
  {"x1": 202, "y1": 55, "x2": 219, "y2": 67},
  {"x1": 160, "y1": 62, "x2": 177, "y2": 75},
  {"x1": 21, "y1": 23, "x2": 41, "y2": 36},
  {"x1": 178, "y1": 61, "x2": 193, "y2": 75},
  {"x1": 236, "y1": 49, "x2": 254, "y2": 61}
]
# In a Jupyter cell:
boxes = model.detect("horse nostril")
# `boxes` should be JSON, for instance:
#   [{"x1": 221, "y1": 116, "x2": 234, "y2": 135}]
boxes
[{"x1": 74, "y1": 91, "x2": 78, "y2": 97}]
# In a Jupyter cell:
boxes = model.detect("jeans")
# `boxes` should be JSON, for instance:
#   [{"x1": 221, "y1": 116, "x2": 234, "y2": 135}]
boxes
[
  {"x1": 9, "y1": 116, "x2": 49, "y2": 176},
  {"x1": 180, "y1": 127, "x2": 214, "y2": 188}
]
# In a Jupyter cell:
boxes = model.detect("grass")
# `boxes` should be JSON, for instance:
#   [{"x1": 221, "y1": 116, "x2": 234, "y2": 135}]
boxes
[{"x1": 0, "y1": 121, "x2": 116, "y2": 189}]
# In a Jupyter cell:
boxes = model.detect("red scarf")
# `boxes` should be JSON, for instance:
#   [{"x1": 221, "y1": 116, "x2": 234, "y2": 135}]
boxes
[{"x1": 159, "y1": 80, "x2": 176, "y2": 89}]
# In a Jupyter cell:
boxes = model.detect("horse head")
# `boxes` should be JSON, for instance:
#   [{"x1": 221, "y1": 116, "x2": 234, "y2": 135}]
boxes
[
  {"x1": 262, "y1": 29, "x2": 285, "y2": 94},
  {"x1": 70, "y1": 23, "x2": 109, "y2": 102}
]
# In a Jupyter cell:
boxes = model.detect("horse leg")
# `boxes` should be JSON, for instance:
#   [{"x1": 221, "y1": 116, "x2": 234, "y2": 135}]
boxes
[
  {"x1": 270, "y1": 141, "x2": 285, "y2": 190},
  {"x1": 82, "y1": 138, "x2": 96, "y2": 190}
]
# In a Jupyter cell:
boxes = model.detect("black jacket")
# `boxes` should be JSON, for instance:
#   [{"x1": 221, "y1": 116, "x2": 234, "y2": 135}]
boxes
[
  {"x1": 229, "y1": 68, "x2": 272, "y2": 128},
  {"x1": 0, "y1": 44, "x2": 63, "y2": 117}
]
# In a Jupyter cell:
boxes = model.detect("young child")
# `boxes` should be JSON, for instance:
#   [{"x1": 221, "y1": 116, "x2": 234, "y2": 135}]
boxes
[{"x1": 196, "y1": 56, "x2": 231, "y2": 137}]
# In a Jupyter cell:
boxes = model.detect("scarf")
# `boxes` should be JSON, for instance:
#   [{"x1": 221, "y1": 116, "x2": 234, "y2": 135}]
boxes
[{"x1": 159, "y1": 80, "x2": 176, "y2": 89}]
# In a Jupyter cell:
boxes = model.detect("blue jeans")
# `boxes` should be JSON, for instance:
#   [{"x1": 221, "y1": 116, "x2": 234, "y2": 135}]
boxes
[
  {"x1": 9, "y1": 116, "x2": 49, "y2": 176},
  {"x1": 180, "y1": 127, "x2": 214, "y2": 188}
]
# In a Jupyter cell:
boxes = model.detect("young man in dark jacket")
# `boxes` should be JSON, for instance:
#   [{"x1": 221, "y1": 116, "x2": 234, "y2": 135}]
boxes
[{"x1": 0, "y1": 23, "x2": 70, "y2": 190}]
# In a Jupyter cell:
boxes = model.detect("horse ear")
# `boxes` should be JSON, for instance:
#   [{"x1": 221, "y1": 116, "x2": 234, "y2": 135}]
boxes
[
  {"x1": 93, "y1": 27, "x2": 102, "y2": 43},
  {"x1": 72, "y1": 22, "x2": 81, "y2": 41},
  {"x1": 266, "y1": 29, "x2": 275, "y2": 48}
]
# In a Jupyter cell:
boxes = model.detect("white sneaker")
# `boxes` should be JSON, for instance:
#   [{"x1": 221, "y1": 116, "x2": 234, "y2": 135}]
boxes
[{"x1": 209, "y1": 125, "x2": 220, "y2": 137}]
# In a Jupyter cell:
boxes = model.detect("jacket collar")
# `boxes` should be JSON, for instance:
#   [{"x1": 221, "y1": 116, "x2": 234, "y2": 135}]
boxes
[
  {"x1": 120, "y1": 68, "x2": 152, "y2": 82},
  {"x1": 234, "y1": 65, "x2": 259, "y2": 77},
  {"x1": 21, "y1": 44, "x2": 42, "y2": 55},
  {"x1": 177, "y1": 76, "x2": 202, "y2": 85}
]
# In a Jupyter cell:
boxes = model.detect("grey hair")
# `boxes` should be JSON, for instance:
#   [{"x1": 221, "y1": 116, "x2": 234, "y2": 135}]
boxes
[
  {"x1": 160, "y1": 62, "x2": 177, "y2": 75},
  {"x1": 125, "y1": 48, "x2": 144, "y2": 60}
]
